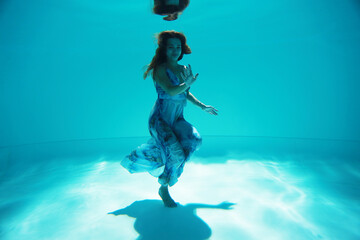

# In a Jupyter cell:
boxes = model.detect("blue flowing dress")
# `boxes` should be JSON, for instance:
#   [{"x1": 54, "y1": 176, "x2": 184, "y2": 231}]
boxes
[{"x1": 121, "y1": 68, "x2": 202, "y2": 187}]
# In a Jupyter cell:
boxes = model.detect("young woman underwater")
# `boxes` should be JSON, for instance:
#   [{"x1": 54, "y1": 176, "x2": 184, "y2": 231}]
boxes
[{"x1": 121, "y1": 30, "x2": 218, "y2": 208}]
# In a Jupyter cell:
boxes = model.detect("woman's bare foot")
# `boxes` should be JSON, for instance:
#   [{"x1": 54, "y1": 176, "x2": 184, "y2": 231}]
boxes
[{"x1": 159, "y1": 186, "x2": 177, "y2": 208}]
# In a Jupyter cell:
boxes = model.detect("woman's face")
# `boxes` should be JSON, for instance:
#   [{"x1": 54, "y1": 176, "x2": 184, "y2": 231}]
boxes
[{"x1": 166, "y1": 38, "x2": 182, "y2": 62}]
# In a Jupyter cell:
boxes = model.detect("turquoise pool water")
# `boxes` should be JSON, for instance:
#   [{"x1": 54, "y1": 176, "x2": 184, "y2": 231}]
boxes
[{"x1": 1, "y1": 0, "x2": 360, "y2": 239}]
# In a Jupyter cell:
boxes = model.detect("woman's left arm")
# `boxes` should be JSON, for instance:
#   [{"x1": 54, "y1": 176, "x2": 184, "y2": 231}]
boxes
[{"x1": 187, "y1": 92, "x2": 219, "y2": 115}]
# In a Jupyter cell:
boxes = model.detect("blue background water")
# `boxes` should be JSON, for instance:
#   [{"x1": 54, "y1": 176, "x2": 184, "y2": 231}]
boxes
[
  {"x1": 1, "y1": 0, "x2": 360, "y2": 147},
  {"x1": 1, "y1": 1, "x2": 360, "y2": 240}
]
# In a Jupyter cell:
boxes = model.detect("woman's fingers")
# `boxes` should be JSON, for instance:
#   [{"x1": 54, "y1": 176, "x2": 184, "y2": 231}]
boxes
[
  {"x1": 180, "y1": 72, "x2": 185, "y2": 80},
  {"x1": 211, "y1": 110, "x2": 218, "y2": 115},
  {"x1": 204, "y1": 106, "x2": 219, "y2": 115},
  {"x1": 181, "y1": 65, "x2": 199, "y2": 84},
  {"x1": 186, "y1": 67, "x2": 191, "y2": 76},
  {"x1": 189, "y1": 64, "x2": 195, "y2": 77}
]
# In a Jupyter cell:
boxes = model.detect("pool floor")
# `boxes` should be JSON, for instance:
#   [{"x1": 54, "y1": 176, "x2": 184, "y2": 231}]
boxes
[{"x1": 0, "y1": 137, "x2": 359, "y2": 240}]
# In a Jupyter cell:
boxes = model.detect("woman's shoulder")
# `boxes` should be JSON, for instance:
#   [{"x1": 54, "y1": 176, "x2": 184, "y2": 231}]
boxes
[
  {"x1": 155, "y1": 63, "x2": 167, "y2": 74},
  {"x1": 153, "y1": 64, "x2": 169, "y2": 82},
  {"x1": 154, "y1": 64, "x2": 166, "y2": 75}
]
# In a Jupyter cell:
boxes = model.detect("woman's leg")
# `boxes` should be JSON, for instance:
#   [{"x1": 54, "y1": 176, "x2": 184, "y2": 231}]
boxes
[
  {"x1": 159, "y1": 185, "x2": 177, "y2": 208},
  {"x1": 150, "y1": 117, "x2": 185, "y2": 207},
  {"x1": 173, "y1": 118, "x2": 202, "y2": 161}
]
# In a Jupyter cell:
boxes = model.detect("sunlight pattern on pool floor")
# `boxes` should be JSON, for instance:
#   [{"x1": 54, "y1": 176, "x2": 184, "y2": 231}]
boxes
[{"x1": 1, "y1": 153, "x2": 359, "y2": 239}]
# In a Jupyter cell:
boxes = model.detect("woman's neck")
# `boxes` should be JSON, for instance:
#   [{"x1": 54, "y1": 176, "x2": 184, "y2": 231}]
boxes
[{"x1": 166, "y1": 60, "x2": 178, "y2": 69}]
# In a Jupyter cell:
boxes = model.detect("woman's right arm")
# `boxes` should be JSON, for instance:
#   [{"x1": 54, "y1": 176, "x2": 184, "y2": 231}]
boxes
[{"x1": 153, "y1": 66, "x2": 191, "y2": 96}]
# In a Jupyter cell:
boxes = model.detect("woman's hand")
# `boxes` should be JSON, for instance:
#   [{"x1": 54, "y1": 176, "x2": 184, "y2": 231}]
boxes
[
  {"x1": 202, "y1": 105, "x2": 219, "y2": 115},
  {"x1": 180, "y1": 64, "x2": 198, "y2": 86}
]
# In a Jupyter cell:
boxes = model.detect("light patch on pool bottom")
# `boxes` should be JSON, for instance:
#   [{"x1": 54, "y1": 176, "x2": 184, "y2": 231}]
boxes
[
  {"x1": 1, "y1": 156, "x2": 359, "y2": 240},
  {"x1": 172, "y1": 160, "x2": 321, "y2": 240}
]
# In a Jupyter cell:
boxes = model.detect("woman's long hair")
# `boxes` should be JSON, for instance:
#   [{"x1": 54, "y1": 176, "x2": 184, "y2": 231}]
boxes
[
  {"x1": 144, "y1": 31, "x2": 191, "y2": 79},
  {"x1": 153, "y1": 0, "x2": 190, "y2": 15}
]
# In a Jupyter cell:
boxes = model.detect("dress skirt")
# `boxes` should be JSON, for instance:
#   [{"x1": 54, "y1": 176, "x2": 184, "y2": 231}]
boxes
[{"x1": 121, "y1": 97, "x2": 202, "y2": 187}]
